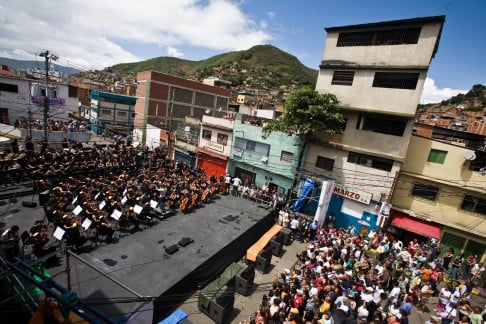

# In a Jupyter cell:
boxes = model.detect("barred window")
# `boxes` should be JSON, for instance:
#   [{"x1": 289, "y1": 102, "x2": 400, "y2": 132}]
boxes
[
  {"x1": 411, "y1": 183, "x2": 439, "y2": 201},
  {"x1": 337, "y1": 27, "x2": 421, "y2": 47},
  {"x1": 372, "y1": 72, "x2": 419, "y2": 89},
  {"x1": 331, "y1": 71, "x2": 355, "y2": 86},
  {"x1": 280, "y1": 151, "x2": 294, "y2": 163},
  {"x1": 460, "y1": 195, "x2": 486, "y2": 215}
]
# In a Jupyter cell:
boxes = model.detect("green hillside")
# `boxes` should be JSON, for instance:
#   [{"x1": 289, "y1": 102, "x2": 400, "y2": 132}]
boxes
[{"x1": 107, "y1": 44, "x2": 317, "y2": 88}]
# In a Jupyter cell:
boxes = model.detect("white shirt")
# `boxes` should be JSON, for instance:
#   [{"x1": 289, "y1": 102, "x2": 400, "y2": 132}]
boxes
[
  {"x1": 290, "y1": 219, "x2": 300, "y2": 230},
  {"x1": 232, "y1": 177, "x2": 241, "y2": 187}
]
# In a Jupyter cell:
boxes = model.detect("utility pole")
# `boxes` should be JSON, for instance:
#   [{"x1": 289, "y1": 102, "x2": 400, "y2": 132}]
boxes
[
  {"x1": 38, "y1": 50, "x2": 58, "y2": 147},
  {"x1": 167, "y1": 88, "x2": 175, "y2": 159}
]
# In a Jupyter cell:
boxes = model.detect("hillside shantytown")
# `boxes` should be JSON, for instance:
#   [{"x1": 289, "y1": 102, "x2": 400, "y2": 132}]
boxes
[{"x1": 0, "y1": 15, "x2": 485, "y2": 324}]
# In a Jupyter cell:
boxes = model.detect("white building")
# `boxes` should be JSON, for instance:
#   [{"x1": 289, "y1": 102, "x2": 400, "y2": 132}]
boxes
[{"x1": 305, "y1": 16, "x2": 445, "y2": 230}]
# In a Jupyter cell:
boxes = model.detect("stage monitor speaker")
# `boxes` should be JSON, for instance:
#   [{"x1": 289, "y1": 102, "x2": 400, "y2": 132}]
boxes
[
  {"x1": 209, "y1": 287, "x2": 235, "y2": 324},
  {"x1": 235, "y1": 264, "x2": 255, "y2": 296},
  {"x1": 269, "y1": 235, "x2": 283, "y2": 257},
  {"x1": 165, "y1": 244, "x2": 179, "y2": 255},
  {"x1": 178, "y1": 237, "x2": 194, "y2": 247},
  {"x1": 39, "y1": 190, "x2": 50, "y2": 206},
  {"x1": 256, "y1": 247, "x2": 272, "y2": 273},
  {"x1": 22, "y1": 201, "x2": 37, "y2": 208},
  {"x1": 279, "y1": 228, "x2": 292, "y2": 246}
]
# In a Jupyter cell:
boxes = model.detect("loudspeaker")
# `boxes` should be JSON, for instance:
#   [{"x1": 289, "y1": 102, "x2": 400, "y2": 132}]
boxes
[
  {"x1": 235, "y1": 264, "x2": 255, "y2": 296},
  {"x1": 178, "y1": 237, "x2": 194, "y2": 247},
  {"x1": 209, "y1": 287, "x2": 235, "y2": 324},
  {"x1": 269, "y1": 235, "x2": 283, "y2": 256},
  {"x1": 256, "y1": 247, "x2": 272, "y2": 273},
  {"x1": 165, "y1": 244, "x2": 179, "y2": 255},
  {"x1": 279, "y1": 228, "x2": 292, "y2": 246},
  {"x1": 22, "y1": 201, "x2": 37, "y2": 208},
  {"x1": 39, "y1": 190, "x2": 50, "y2": 206}
]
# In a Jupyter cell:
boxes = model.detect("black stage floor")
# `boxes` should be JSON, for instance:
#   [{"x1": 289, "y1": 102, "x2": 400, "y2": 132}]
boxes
[{"x1": 2, "y1": 193, "x2": 275, "y2": 322}]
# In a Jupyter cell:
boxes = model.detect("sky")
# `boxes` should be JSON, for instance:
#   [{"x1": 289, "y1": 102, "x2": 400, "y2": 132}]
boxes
[{"x1": 0, "y1": 0, "x2": 484, "y2": 104}]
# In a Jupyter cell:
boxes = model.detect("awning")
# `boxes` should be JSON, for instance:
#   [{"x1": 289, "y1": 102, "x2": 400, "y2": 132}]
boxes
[{"x1": 391, "y1": 211, "x2": 440, "y2": 239}]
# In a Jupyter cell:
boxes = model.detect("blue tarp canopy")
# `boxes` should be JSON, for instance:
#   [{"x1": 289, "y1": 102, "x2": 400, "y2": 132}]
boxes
[
  {"x1": 158, "y1": 308, "x2": 188, "y2": 324},
  {"x1": 290, "y1": 178, "x2": 317, "y2": 212}
]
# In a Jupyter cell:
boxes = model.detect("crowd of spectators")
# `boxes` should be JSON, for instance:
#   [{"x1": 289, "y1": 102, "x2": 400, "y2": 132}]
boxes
[
  {"x1": 14, "y1": 118, "x2": 89, "y2": 132},
  {"x1": 247, "y1": 214, "x2": 485, "y2": 324}
]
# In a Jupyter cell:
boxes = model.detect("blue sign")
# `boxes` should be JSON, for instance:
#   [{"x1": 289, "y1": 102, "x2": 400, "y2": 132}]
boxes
[{"x1": 32, "y1": 96, "x2": 66, "y2": 106}]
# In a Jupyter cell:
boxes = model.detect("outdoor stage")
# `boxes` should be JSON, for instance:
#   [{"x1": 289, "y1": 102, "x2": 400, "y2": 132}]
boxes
[{"x1": 61, "y1": 195, "x2": 275, "y2": 323}]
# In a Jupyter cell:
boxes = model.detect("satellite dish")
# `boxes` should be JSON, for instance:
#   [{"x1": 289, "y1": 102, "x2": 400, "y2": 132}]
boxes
[
  {"x1": 205, "y1": 109, "x2": 210, "y2": 114},
  {"x1": 464, "y1": 150, "x2": 476, "y2": 161}
]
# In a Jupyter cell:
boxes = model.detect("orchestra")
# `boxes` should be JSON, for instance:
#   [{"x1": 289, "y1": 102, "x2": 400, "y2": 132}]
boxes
[{"x1": 33, "y1": 144, "x2": 225, "y2": 250}]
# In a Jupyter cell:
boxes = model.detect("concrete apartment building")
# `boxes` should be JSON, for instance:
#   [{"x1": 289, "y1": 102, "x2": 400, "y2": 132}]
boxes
[
  {"x1": 391, "y1": 134, "x2": 485, "y2": 261},
  {"x1": 88, "y1": 90, "x2": 136, "y2": 136},
  {"x1": 0, "y1": 69, "x2": 78, "y2": 129},
  {"x1": 133, "y1": 71, "x2": 231, "y2": 166},
  {"x1": 304, "y1": 16, "x2": 445, "y2": 230},
  {"x1": 196, "y1": 115, "x2": 234, "y2": 178}
]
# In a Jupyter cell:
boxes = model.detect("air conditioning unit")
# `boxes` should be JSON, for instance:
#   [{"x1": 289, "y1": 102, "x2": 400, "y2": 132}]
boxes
[{"x1": 261, "y1": 156, "x2": 268, "y2": 162}]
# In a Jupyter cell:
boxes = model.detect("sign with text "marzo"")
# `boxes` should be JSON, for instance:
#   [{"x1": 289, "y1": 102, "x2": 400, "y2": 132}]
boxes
[{"x1": 333, "y1": 184, "x2": 372, "y2": 205}]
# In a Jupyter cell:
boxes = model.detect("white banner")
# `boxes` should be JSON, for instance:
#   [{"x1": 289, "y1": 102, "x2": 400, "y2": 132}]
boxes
[{"x1": 314, "y1": 180, "x2": 335, "y2": 227}]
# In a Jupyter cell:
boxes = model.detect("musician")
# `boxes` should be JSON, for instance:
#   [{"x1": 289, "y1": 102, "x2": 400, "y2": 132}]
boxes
[
  {"x1": 1, "y1": 225, "x2": 20, "y2": 262},
  {"x1": 179, "y1": 193, "x2": 190, "y2": 212},
  {"x1": 93, "y1": 211, "x2": 115, "y2": 242}
]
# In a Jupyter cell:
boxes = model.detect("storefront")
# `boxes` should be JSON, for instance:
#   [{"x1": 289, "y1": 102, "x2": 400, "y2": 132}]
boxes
[
  {"x1": 389, "y1": 210, "x2": 441, "y2": 243},
  {"x1": 196, "y1": 148, "x2": 228, "y2": 179}
]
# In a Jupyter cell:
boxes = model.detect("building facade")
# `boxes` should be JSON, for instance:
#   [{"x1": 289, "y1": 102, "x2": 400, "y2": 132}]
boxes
[
  {"x1": 306, "y1": 16, "x2": 445, "y2": 230},
  {"x1": 89, "y1": 90, "x2": 136, "y2": 136},
  {"x1": 391, "y1": 135, "x2": 486, "y2": 261},
  {"x1": 134, "y1": 71, "x2": 231, "y2": 166},
  {"x1": 228, "y1": 114, "x2": 304, "y2": 196},
  {"x1": 0, "y1": 73, "x2": 78, "y2": 128},
  {"x1": 196, "y1": 115, "x2": 234, "y2": 178}
]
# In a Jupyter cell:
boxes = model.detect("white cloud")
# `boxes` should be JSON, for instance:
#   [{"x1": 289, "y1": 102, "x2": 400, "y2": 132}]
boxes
[
  {"x1": 268, "y1": 11, "x2": 276, "y2": 19},
  {"x1": 167, "y1": 46, "x2": 183, "y2": 58},
  {"x1": 0, "y1": 0, "x2": 272, "y2": 70},
  {"x1": 420, "y1": 77, "x2": 467, "y2": 104}
]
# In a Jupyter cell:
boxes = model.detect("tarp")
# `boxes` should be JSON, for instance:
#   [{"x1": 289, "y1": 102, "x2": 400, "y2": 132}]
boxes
[
  {"x1": 246, "y1": 224, "x2": 283, "y2": 262},
  {"x1": 290, "y1": 178, "x2": 318, "y2": 212},
  {"x1": 158, "y1": 309, "x2": 187, "y2": 324},
  {"x1": 391, "y1": 212, "x2": 441, "y2": 239},
  {"x1": 198, "y1": 262, "x2": 242, "y2": 308}
]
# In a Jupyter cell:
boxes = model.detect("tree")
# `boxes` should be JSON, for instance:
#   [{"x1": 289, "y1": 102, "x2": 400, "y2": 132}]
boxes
[
  {"x1": 263, "y1": 86, "x2": 345, "y2": 202},
  {"x1": 263, "y1": 86, "x2": 345, "y2": 138}
]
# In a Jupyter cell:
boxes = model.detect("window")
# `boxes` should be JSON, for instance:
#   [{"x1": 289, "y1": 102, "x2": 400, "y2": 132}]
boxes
[
  {"x1": 427, "y1": 149, "x2": 447, "y2": 164},
  {"x1": 460, "y1": 195, "x2": 486, "y2": 215},
  {"x1": 246, "y1": 140, "x2": 256, "y2": 152},
  {"x1": 217, "y1": 133, "x2": 228, "y2": 145},
  {"x1": 372, "y1": 72, "x2": 419, "y2": 89},
  {"x1": 357, "y1": 114, "x2": 407, "y2": 136},
  {"x1": 316, "y1": 156, "x2": 335, "y2": 171},
  {"x1": 131, "y1": 113, "x2": 136, "y2": 118},
  {"x1": 411, "y1": 183, "x2": 439, "y2": 201},
  {"x1": 101, "y1": 109, "x2": 112, "y2": 116},
  {"x1": 331, "y1": 71, "x2": 355, "y2": 86},
  {"x1": 0, "y1": 82, "x2": 18, "y2": 93},
  {"x1": 280, "y1": 151, "x2": 294, "y2": 163},
  {"x1": 337, "y1": 27, "x2": 421, "y2": 47},
  {"x1": 117, "y1": 111, "x2": 127, "y2": 117},
  {"x1": 202, "y1": 129, "x2": 212, "y2": 140},
  {"x1": 348, "y1": 152, "x2": 393, "y2": 171}
]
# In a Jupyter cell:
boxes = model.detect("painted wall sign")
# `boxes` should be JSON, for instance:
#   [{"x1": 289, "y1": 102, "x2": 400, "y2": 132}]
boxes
[{"x1": 333, "y1": 184, "x2": 372, "y2": 205}]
